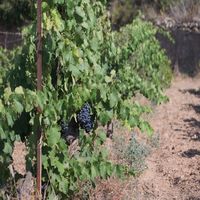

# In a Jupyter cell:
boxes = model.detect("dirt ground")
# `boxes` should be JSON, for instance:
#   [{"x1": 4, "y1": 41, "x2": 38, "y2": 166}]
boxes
[
  {"x1": 91, "y1": 76, "x2": 200, "y2": 200},
  {"x1": 132, "y1": 77, "x2": 200, "y2": 200}
]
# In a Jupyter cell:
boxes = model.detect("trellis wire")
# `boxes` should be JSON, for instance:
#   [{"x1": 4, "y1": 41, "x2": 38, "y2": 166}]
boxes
[{"x1": 0, "y1": 31, "x2": 22, "y2": 49}]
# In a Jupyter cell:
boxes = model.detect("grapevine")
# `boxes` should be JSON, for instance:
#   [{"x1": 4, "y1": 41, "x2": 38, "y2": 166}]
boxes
[{"x1": 0, "y1": 0, "x2": 172, "y2": 198}]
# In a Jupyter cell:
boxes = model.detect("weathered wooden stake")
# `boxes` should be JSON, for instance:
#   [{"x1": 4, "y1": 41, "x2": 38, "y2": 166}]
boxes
[{"x1": 36, "y1": 0, "x2": 42, "y2": 198}]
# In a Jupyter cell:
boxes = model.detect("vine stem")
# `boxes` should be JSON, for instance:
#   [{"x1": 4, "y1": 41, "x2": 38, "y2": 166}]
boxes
[{"x1": 36, "y1": 0, "x2": 42, "y2": 198}]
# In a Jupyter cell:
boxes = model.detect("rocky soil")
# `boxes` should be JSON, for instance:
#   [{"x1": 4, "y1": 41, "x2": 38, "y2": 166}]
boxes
[{"x1": 133, "y1": 77, "x2": 200, "y2": 200}]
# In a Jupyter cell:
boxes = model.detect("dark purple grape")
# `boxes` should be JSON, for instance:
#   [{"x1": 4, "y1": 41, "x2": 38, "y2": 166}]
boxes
[
  {"x1": 60, "y1": 120, "x2": 69, "y2": 135},
  {"x1": 77, "y1": 103, "x2": 93, "y2": 133}
]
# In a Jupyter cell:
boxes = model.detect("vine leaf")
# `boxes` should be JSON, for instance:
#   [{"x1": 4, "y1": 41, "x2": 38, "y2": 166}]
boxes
[
  {"x1": 13, "y1": 99, "x2": 24, "y2": 114},
  {"x1": 47, "y1": 126, "x2": 60, "y2": 146},
  {"x1": 15, "y1": 86, "x2": 24, "y2": 95}
]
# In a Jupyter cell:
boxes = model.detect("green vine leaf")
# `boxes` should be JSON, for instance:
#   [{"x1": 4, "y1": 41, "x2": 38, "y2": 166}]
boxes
[{"x1": 46, "y1": 126, "x2": 61, "y2": 146}]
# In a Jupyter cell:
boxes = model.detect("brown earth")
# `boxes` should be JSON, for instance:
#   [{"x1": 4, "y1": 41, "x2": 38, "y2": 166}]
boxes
[
  {"x1": 91, "y1": 76, "x2": 200, "y2": 200},
  {"x1": 133, "y1": 77, "x2": 200, "y2": 200}
]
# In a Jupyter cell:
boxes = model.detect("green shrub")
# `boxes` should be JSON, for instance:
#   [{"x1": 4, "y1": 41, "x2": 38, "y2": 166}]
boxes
[
  {"x1": 113, "y1": 132, "x2": 150, "y2": 173},
  {"x1": 125, "y1": 133, "x2": 150, "y2": 173},
  {"x1": 114, "y1": 18, "x2": 172, "y2": 102},
  {"x1": 0, "y1": 0, "x2": 34, "y2": 27}
]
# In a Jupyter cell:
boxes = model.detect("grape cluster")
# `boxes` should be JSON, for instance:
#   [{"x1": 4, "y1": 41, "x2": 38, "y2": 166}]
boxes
[
  {"x1": 60, "y1": 120, "x2": 69, "y2": 136},
  {"x1": 59, "y1": 103, "x2": 93, "y2": 142},
  {"x1": 77, "y1": 103, "x2": 93, "y2": 133}
]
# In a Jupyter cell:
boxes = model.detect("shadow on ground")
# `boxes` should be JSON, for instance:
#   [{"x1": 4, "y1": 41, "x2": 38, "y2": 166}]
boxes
[
  {"x1": 173, "y1": 117, "x2": 200, "y2": 142},
  {"x1": 180, "y1": 89, "x2": 200, "y2": 97},
  {"x1": 181, "y1": 149, "x2": 200, "y2": 158},
  {"x1": 186, "y1": 197, "x2": 200, "y2": 200},
  {"x1": 188, "y1": 104, "x2": 200, "y2": 114},
  {"x1": 183, "y1": 118, "x2": 200, "y2": 142},
  {"x1": 184, "y1": 118, "x2": 200, "y2": 129}
]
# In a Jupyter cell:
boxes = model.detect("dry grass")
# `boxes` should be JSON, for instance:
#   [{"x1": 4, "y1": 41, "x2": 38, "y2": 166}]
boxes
[
  {"x1": 169, "y1": 0, "x2": 200, "y2": 22},
  {"x1": 89, "y1": 177, "x2": 136, "y2": 200}
]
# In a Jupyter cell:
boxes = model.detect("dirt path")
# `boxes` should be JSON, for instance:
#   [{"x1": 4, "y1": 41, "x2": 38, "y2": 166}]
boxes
[{"x1": 134, "y1": 77, "x2": 200, "y2": 200}]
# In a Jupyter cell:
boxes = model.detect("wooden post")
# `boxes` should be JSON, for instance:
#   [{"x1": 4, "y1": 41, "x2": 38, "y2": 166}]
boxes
[
  {"x1": 37, "y1": 0, "x2": 42, "y2": 91},
  {"x1": 36, "y1": 0, "x2": 42, "y2": 198}
]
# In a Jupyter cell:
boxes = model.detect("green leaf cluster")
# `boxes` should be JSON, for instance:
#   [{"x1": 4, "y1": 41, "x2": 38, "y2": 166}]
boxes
[
  {"x1": 114, "y1": 18, "x2": 172, "y2": 103},
  {"x1": 0, "y1": 0, "x2": 35, "y2": 27}
]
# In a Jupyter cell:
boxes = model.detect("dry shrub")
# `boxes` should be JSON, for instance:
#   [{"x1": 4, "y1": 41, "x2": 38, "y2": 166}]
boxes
[
  {"x1": 89, "y1": 176, "x2": 139, "y2": 200},
  {"x1": 169, "y1": 0, "x2": 200, "y2": 22},
  {"x1": 11, "y1": 141, "x2": 27, "y2": 176},
  {"x1": 16, "y1": 172, "x2": 35, "y2": 200}
]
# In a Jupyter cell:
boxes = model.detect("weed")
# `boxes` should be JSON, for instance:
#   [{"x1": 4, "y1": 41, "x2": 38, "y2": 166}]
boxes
[
  {"x1": 124, "y1": 133, "x2": 150, "y2": 173},
  {"x1": 113, "y1": 132, "x2": 150, "y2": 174}
]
